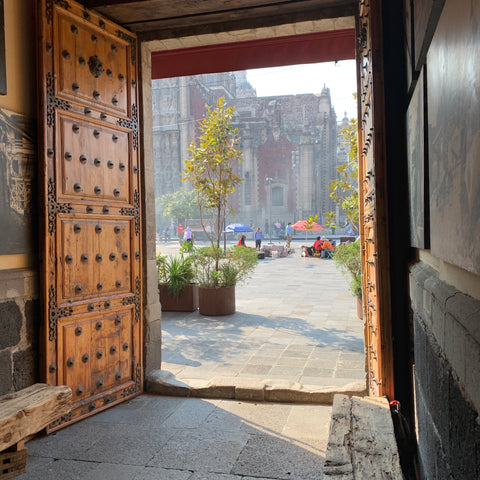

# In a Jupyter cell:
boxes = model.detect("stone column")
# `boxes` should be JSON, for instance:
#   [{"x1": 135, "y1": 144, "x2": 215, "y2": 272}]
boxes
[
  {"x1": 178, "y1": 76, "x2": 192, "y2": 167},
  {"x1": 140, "y1": 43, "x2": 162, "y2": 377}
]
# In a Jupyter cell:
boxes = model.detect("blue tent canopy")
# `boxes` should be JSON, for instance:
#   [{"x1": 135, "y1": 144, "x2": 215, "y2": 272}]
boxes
[{"x1": 223, "y1": 223, "x2": 253, "y2": 233}]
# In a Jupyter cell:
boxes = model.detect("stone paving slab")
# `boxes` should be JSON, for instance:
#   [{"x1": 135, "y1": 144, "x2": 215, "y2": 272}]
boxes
[
  {"x1": 154, "y1": 242, "x2": 366, "y2": 402},
  {"x1": 19, "y1": 395, "x2": 332, "y2": 480}
]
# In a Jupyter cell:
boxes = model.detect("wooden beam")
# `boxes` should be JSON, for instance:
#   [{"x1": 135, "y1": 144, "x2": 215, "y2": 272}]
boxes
[
  {"x1": 83, "y1": 0, "x2": 153, "y2": 7},
  {"x1": 85, "y1": 0, "x2": 356, "y2": 38},
  {"x1": 0, "y1": 384, "x2": 72, "y2": 450},
  {"x1": 139, "y1": 5, "x2": 356, "y2": 41}
]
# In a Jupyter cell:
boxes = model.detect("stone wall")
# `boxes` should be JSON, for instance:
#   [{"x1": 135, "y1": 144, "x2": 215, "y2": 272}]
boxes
[
  {"x1": 410, "y1": 262, "x2": 480, "y2": 479},
  {"x1": 0, "y1": 269, "x2": 39, "y2": 395},
  {"x1": 0, "y1": 0, "x2": 39, "y2": 396}
]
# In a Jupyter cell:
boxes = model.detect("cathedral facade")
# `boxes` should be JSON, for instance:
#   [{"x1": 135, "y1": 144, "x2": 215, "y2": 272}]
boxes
[{"x1": 152, "y1": 71, "x2": 348, "y2": 232}]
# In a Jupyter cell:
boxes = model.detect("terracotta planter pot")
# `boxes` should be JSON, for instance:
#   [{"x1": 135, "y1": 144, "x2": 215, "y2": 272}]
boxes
[
  {"x1": 198, "y1": 285, "x2": 235, "y2": 316},
  {"x1": 158, "y1": 284, "x2": 198, "y2": 312},
  {"x1": 356, "y1": 296, "x2": 363, "y2": 319}
]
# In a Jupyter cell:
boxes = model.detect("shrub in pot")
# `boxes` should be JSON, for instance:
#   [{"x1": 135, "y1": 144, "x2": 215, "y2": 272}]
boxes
[
  {"x1": 156, "y1": 254, "x2": 197, "y2": 312},
  {"x1": 332, "y1": 239, "x2": 363, "y2": 318},
  {"x1": 191, "y1": 245, "x2": 257, "y2": 315}
]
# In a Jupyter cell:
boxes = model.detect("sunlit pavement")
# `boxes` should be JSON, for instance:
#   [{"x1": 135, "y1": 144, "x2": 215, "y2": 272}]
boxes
[{"x1": 156, "y1": 239, "x2": 366, "y2": 396}]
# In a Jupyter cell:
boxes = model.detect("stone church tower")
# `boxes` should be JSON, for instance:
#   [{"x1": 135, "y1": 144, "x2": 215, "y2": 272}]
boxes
[{"x1": 152, "y1": 72, "x2": 341, "y2": 231}]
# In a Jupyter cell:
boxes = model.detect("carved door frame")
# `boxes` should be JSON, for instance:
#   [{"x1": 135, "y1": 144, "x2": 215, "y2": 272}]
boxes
[
  {"x1": 357, "y1": 0, "x2": 395, "y2": 399},
  {"x1": 38, "y1": 0, "x2": 143, "y2": 430}
]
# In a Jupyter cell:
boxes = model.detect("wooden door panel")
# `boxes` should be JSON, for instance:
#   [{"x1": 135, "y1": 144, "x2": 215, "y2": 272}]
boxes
[
  {"x1": 57, "y1": 307, "x2": 134, "y2": 400},
  {"x1": 39, "y1": 0, "x2": 142, "y2": 431},
  {"x1": 58, "y1": 113, "x2": 131, "y2": 203},
  {"x1": 57, "y1": 217, "x2": 132, "y2": 301},
  {"x1": 53, "y1": 9, "x2": 130, "y2": 116},
  {"x1": 58, "y1": 317, "x2": 94, "y2": 399}
]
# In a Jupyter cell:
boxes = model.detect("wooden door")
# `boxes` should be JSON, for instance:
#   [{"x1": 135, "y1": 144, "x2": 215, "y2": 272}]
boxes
[
  {"x1": 357, "y1": 0, "x2": 394, "y2": 399},
  {"x1": 38, "y1": 0, "x2": 142, "y2": 431}
]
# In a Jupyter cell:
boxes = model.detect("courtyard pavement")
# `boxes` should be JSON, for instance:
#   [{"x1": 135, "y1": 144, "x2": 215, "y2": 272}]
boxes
[{"x1": 151, "y1": 239, "x2": 366, "y2": 400}]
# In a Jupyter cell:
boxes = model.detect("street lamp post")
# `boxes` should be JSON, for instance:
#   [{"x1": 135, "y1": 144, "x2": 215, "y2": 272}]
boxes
[{"x1": 265, "y1": 177, "x2": 273, "y2": 243}]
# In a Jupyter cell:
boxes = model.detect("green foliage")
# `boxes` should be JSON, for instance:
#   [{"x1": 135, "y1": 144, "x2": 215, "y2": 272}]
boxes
[
  {"x1": 158, "y1": 189, "x2": 200, "y2": 225},
  {"x1": 305, "y1": 214, "x2": 319, "y2": 231},
  {"x1": 191, "y1": 245, "x2": 257, "y2": 288},
  {"x1": 224, "y1": 246, "x2": 258, "y2": 285},
  {"x1": 156, "y1": 254, "x2": 195, "y2": 297},
  {"x1": 325, "y1": 116, "x2": 359, "y2": 234},
  {"x1": 332, "y1": 240, "x2": 362, "y2": 298},
  {"x1": 180, "y1": 240, "x2": 194, "y2": 254},
  {"x1": 182, "y1": 97, "x2": 243, "y2": 252}
]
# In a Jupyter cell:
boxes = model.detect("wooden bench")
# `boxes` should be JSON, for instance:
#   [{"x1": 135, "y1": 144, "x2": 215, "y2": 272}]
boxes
[
  {"x1": 0, "y1": 384, "x2": 71, "y2": 479},
  {"x1": 323, "y1": 394, "x2": 404, "y2": 479}
]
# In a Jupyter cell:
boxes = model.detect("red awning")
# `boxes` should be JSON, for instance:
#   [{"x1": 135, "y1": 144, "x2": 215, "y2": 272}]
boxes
[{"x1": 152, "y1": 29, "x2": 355, "y2": 79}]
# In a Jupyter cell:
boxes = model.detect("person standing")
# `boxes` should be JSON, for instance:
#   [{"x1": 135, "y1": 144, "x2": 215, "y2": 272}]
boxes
[
  {"x1": 184, "y1": 226, "x2": 193, "y2": 244},
  {"x1": 285, "y1": 222, "x2": 293, "y2": 249},
  {"x1": 254, "y1": 227, "x2": 263, "y2": 250}
]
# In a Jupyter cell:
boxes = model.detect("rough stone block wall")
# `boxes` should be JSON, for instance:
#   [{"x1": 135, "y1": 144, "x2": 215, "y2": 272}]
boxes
[
  {"x1": 410, "y1": 262, "x2": 480, "y2": 479},
  {"x1": 0, "y1": 269, "x2": 39, "y2": 395}
]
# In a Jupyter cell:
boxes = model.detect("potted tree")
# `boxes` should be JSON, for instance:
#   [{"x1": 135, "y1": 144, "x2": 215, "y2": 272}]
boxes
[
  {"x1": 182, "y1": 97, "x2": 257, "y2": 315},
  {"x1": 156, "y1": 254, "x2": 198, "y2": 312},
  {"x1": 191, "y1": 245, "x2": 257, "y2": 315},
  {"x1": 332, "y1": 239, "x2": 363, "y2": 318}
]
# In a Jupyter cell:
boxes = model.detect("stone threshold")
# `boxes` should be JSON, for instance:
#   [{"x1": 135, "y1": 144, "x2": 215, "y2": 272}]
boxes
[
  {"x1": 324, "y1": 394, "x2": 404, "y2": 479},
  {"x1": 146, "y1": 370, "x2": 367, "y2": 404}
]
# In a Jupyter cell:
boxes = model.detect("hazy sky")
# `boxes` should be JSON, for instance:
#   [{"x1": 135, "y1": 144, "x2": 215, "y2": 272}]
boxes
[{"x1": 246, "y1": 60, "x2": 357, "y2": 119}]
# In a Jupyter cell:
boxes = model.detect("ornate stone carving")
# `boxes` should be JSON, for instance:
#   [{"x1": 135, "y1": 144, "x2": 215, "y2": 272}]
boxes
[
  {"x1": 117, "y1": 104, "x2": 138, "y2": 150},
  {"x1": 46, "y1": 73, "x2": 71, "y2": 127},
  {"x1": 120, "y1": 189, "x2": 140, "y2": 235},
  {"x1": 48, "y1": 285, "x2": 73, "y2": 341},
  {"x1": 48, "y1": 178, "x2": 73, "y2": 234}
]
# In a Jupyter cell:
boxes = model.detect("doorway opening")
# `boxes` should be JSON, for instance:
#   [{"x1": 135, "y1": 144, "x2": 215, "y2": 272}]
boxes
[{"x1": 144, "y1": 24, "x2": 366, "y2": 396}]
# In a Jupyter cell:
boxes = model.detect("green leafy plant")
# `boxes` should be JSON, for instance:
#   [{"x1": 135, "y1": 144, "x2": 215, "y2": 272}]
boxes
[
  {"x1": 302, "y1": 214, "x2": 319, "y2": 241},
  {"x1": 182, "y1": 97, "x2": 243, "y2": 264},
  {"x1": 191, "y1": 245, "x2": 257, "y2": 288},
  {"x1": 325, "y1": 114, "x2": 359, "y2": 234},
  {"x1": 180, "y1": 240, "x2": 194, "y2": 254},
  {"x1": 332, "y1": 240, "x2": 362, "y2": 298},
  {"x1": 156, "y1": 254, "x2": 195, "y2": 297}
]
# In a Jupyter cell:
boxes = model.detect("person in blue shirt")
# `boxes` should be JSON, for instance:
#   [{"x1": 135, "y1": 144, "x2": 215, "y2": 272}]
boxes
[
  {"x1": 285, "y1": 222, "x2": 293, "y2": 248},
  {"x1": 254, "y1": 227, "x2": 263, "y2": 250}
]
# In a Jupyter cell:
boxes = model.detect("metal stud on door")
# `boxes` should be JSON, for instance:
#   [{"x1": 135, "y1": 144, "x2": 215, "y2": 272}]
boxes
[{"x1": 38, "y1": 0, "x2": 142, "y2": 431}]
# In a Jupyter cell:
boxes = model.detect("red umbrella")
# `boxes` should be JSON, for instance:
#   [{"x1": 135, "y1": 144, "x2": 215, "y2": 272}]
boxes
[{"x1": 291, "y1": 220, "x2": 324, "y2": 241}]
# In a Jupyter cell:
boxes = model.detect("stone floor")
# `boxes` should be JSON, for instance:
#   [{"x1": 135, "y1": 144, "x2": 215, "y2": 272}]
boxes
[
  {"x1": 156, "y1": 240, "x2": 366, "y2": 396},
  {"x1": 18, "y1": 395, "x2": 332, "y2": 480}
]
